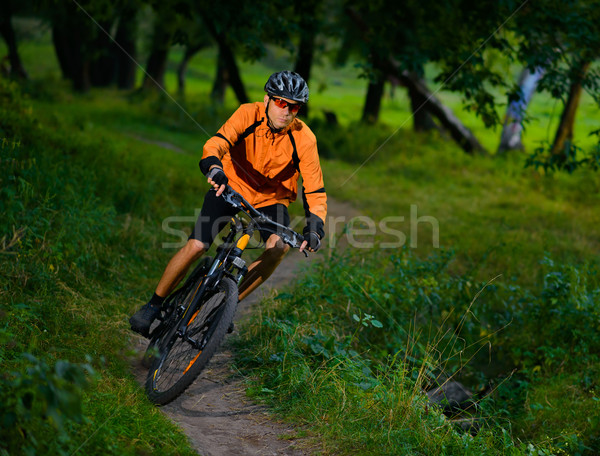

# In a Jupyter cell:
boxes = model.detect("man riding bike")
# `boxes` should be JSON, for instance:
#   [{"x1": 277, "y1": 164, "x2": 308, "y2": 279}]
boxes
[{"x1": 130, "y1": 71, "x2": 327, "y2": 336}]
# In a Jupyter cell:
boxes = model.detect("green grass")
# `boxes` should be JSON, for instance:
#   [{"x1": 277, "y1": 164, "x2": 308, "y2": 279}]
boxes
[
  {"x1": 2, "y1": 19, "x2": 600, "y2": 455},
  {"x1": 0, "y1": 79, "x2": 200, "y2": 455}
]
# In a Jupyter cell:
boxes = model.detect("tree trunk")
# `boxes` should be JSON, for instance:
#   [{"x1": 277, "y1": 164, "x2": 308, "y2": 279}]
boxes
[
  {"x1": 50, "y1": 4, "x2": 93, "y2": 92},
  {"x1": 400, "y1": 70, "x2": 485, "y2": 153},
  {"x1": 408, "y1": 86, "x2": 438, "y2": 132},
  {"x1": 407, "y1": 72, "x2": 437, "y2": 132},
  {"x1": 362, "y1": 77, "x2": 385, "y2": 124},
  {"x1": 219, "y1": 41, "x2": 247, "y2": 104},
  {"x1": 550, "y1": 62, "x2": 590, "y2": 163},
  {"x1": 346, "y1": 6, "x2": 486, "y2": 154},
  {"x1": 115, "y1": 6, "x2": 137, "y2": 90},
  {"x1": 294, "y1": 31, "x2": 315, "y2": 117},
  {"x1": 143, "y1": 48, "x2": 169, "y2": 90},
  {"x1": 52, "y1": 24, "x2": 75, "y2": 81},
  {"x1": 210, "y1": 47, "x2": 227, "y2": 104},
  {"x1": 294, "y1": 33, "x2": 314, "y2": 83},
  {"x1": 0, "y1": 9, "x2": 28, "y2": 79},
  {"x1": 142, "y1": 15, "x2": 174, "y2": 91},
  {"x1": 90, "y1": 20, "x2": 117, "y2": 87},
  {"x1": 51, "y1": 23, "x2": 90, "y2": 92},
  {"x1": 201, "y1": 14, "x2": 248, "y2": 104},
  {"x1": 177, "y1": 43, "x2": 205, "y2": 95},
  {"x1": 497, "y1": 67, "x2": 544, "y2": 154}
]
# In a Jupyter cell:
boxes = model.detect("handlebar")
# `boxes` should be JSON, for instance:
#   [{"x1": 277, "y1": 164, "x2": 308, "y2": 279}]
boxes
[{"x1": 219, "y1": 186, "x2": 307, "y2": 254}]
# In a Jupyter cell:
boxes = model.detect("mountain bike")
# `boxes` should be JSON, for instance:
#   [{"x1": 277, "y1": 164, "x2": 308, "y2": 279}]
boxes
[{"x1": 143, "y1": 186, "x2": 307, "y2": 405}]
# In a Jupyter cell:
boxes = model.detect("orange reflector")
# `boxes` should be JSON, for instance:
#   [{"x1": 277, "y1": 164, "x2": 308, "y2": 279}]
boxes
[
  {"x1": 187, "y1": 309, "x2": 200, "y2": 327},
  {"x1": 236, "y1": 233, "x2": 251, "y2": 250},
  {"x1": 184, "y1": 351, "x2": 202, "y2": 374}
]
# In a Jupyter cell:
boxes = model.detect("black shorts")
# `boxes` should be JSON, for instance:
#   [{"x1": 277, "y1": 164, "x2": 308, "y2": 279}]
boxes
[{"x1": 189, "y1": 190, "x2": 290, "y2": 247}]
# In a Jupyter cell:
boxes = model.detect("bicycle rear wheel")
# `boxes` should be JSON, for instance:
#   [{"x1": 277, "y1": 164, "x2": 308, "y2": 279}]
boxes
[{"x1": 145, "y1": 277, "x2": 238, "y2": 405}]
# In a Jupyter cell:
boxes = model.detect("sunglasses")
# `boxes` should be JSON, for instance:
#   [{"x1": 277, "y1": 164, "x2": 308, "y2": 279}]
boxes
[{"x1": 270, "y1": 96, "x2": 302, "y2": 113}]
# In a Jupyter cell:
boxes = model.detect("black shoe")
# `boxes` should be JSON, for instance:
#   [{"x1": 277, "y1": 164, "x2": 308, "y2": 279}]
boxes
[
  {"x1": 227, "y1": 322, "x2": 235, "y2": 333},
  {"x1": 129, "y1": 303, "x2": 161, "y2": 337}
]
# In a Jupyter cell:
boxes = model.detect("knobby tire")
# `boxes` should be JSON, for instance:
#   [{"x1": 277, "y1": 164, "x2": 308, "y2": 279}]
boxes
[
  {"x1": 145, "y1": 276, "x2": 238, "y2": 405},
  {"x1": 141, "y1": 257, "x2": 212, "y2": 369}
]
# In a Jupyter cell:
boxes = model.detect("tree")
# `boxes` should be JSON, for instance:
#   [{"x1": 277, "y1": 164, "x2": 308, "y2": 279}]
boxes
[
  {"x1": 511, "y1": 0, "x2": 600, "y2": 168},
  {"x1": 141, "y1": 4, "x2": 180, "y2": 91},
  {"x1": 194, "y1": 0, "x2": 299, "y2": 105},
  {"x1": 0, "y1": 1, "x2": 29, "y2": 79},
  {"x1": 362, "y1": 72, "x2": 385, "y2": 124},
  {"x1": 343, "y1": 2, "x2": 486, "y2": 153},
  {"x1": 342, "y1": 0, "x2": 600, "y2": 166},
  {"x1": 432, "y1": 0, "x2": 600, "y2": 168},
  {"x1": 114, "y1": 2, "x2": 138, "y2": 90},
  {"x1": 498, "y1": 67, "x2": 545, "y2": 154},
  {"x1": 50, "y1": 2, "x2": 95, "y2": 91},
  {"x1": 43, "y1": 0, "x2": 139, "y2": 92},
  {"x1": 550, "y1": 61, "x2": 591, "y2": 163},
  {"x1": 291, "y1": 0, "x2": 328, "y2": 117},
  {"x1": 190, "y1": 1, "x2": 274, "y2": 104},
  {"x1": 177, "y1": 32, "x2": 210, "y2": 95}
]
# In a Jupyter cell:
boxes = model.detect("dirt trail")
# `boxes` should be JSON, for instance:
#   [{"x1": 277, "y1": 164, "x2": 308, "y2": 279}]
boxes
[{"x1": 130, "y1": 198, "x2": 359, "y2": 456}]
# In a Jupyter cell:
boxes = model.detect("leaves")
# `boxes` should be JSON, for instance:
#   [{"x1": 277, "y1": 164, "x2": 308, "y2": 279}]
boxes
[{"x1": 0, "y1": 353, "x2": 95, "y2": 454}]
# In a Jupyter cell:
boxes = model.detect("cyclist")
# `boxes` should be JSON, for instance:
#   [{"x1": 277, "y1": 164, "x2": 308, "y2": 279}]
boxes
[{"x1": 130, "y1": 71, "x2": 327, "y2": 336}]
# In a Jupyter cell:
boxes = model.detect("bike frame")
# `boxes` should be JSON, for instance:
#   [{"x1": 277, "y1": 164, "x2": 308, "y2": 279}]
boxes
[{"x1": 164, "y1": 186, "x2": 305, "y2": 343}]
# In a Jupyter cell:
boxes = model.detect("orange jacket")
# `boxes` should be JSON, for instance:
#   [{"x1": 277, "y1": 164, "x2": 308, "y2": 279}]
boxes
[{"x1": 200, "y1": 102, "x2": 327, "y2": 237}]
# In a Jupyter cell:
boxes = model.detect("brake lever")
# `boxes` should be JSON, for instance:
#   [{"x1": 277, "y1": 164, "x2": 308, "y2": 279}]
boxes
[{"x1": 281, "y1": 233, "x2": 308, "y2": 257}]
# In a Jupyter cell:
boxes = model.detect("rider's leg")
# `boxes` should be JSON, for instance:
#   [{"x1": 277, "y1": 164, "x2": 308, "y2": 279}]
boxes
[
  {"x1": 129, "y1": 239, "x2": 207, "y2": 335},
  {"x1": 130, "y1": 190, "x2": 235, "y2": 336},
  {"x1": 155, "y1": 239, "x2": 208, "y2": 297},
  {"x1": 154, "y1": 190, "x2": 237, "y2": 298},
  {"x1": 238, "y1": 234, "x2": 290, "y2": 302}
]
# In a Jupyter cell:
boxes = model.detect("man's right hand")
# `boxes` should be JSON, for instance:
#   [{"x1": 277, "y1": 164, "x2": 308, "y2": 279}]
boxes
[
  {"x1": 300, "y1": 231, "x2": 321, "y2": 253},
  {"x1": 207, "y1": 167, "x2": 228, "y2": 197}
]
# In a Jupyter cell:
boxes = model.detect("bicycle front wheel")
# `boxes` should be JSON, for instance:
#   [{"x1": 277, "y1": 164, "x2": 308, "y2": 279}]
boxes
[
  {"x1": 142, "y1": 257, "x2": 214, "y2": 369},
  {"x1": 145, "y1": 277, "x2": 238, "y2": 405}
]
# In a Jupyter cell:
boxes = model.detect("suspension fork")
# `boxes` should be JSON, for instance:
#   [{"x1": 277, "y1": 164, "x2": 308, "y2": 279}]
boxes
[{"x1": 175, "y1": 224, "x2": 242, "y2": 336}]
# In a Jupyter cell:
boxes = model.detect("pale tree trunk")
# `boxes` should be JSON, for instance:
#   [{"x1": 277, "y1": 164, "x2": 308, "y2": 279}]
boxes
[{"x1": 498, "y1": 67, "x2": 544, "y2": 154}]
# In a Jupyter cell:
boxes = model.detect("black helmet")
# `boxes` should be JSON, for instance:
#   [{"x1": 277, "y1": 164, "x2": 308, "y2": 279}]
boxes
[{"x1": 264, "y1": 71, "x2": 309, "y2": 104}]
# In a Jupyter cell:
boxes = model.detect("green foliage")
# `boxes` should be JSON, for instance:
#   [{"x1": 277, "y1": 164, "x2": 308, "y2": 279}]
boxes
[
  {"x1": 0, "y1": 78, "x2": 198, "y2": 454},
  {"x1": 0, "y1": 354, "x2": 94, "y2": 456},
  {"x1": 2, "y1": 20, "x2": 598, "y2": 450},
  {"x1": 237, "y1": 244, "x2": 600, "y2": 454},
  {"x1": 525, "y1": 133, "x2": 600, "y2": 173}
]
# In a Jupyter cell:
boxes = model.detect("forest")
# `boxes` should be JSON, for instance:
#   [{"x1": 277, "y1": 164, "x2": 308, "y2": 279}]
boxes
[{"x1": 1, "y1": 0, "x2": 599, "y2": 454}]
